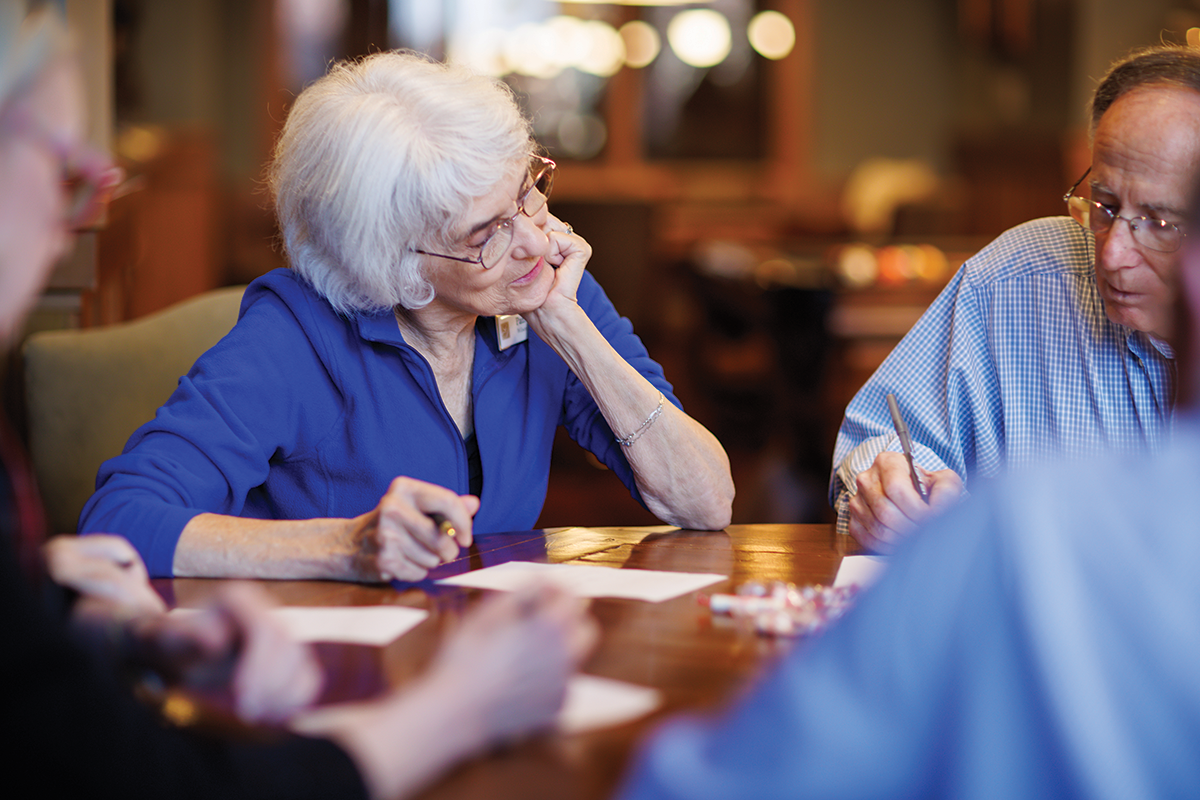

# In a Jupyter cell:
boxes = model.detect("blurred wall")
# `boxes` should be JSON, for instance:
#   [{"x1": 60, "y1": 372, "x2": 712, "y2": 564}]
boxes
[
  {"x1": 120, "y1": 0, "x2": 273, "y2": 185},
  {"x1": 1074, "y1": 0, "x2": 1195, "y2": 126},
  {"x1": 813, "y1": 0, "x2": 953, "y2": 178},
  {"x1": 812, "y1": 0, "x2": 1191, "y2": 186}
]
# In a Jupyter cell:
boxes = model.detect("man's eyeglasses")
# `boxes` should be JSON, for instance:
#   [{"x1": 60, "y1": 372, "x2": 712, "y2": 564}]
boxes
[
  {"x1": 1063, "y1": 167, "x2": 1185, "y2": 253},
  {"x1": 414, "y1": 155, "x2": 556, "y2": 269}
]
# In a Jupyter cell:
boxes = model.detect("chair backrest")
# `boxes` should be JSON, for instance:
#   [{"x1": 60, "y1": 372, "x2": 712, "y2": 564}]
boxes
[{"x1": 23, "y1": 286, "x2": 246, "y2": 534}]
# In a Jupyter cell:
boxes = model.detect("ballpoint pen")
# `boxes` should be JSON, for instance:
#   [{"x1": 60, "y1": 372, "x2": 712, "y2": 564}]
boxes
[
  {"x1": 429, "y1": 512, "x2": 457, "y2": 538},
  {"x1": 886, "y1": 393, "x2": 929, "y2": 503}
]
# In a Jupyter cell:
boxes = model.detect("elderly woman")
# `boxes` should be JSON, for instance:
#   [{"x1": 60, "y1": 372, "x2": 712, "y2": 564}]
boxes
[{"x1": 80, "y1": 51, "x2": 734, "y2": 581}]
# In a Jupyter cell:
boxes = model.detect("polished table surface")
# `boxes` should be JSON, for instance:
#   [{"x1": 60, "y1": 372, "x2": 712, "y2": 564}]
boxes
[{"x1": 160, "y1": 524, "x2": 850, "y2": 800}]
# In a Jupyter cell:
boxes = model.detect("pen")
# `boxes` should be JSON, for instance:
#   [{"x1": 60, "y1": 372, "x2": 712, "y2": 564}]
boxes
[
  {"x1": 885, "y1": 393, "x2": 929, "y2": 503},
  {"x1": 429, "y1": 512, "x2": 457, "y2": 538}
]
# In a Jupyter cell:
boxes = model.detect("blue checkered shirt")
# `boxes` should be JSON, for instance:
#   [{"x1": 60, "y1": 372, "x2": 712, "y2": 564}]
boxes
[{"x1": 831, "y1": 217, "x2": 1176, "y2": 535}]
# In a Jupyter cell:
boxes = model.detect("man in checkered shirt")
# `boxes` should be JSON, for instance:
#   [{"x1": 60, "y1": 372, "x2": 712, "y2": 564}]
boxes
[{"x1": 832, "y1": 45, "x2": 1200, "y2": 551}]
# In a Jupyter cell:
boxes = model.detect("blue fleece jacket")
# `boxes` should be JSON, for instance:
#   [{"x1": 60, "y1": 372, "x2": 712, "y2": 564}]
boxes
[{"x1": 80, "y1": 268, "x2": 677, "y2": 576}]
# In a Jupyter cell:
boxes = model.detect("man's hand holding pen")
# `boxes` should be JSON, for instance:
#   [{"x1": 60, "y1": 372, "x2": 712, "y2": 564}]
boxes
[
  {"x1": 847, "y1": 394, "x2": 966, "y2": 553},
  {"x1": 848, "y1": 453, "x2": 965, "y2": 552}
]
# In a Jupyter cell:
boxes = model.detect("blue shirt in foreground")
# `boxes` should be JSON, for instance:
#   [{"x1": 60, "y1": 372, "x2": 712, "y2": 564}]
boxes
[
  {"x1": 621, "y1": 416, "x2": 1200, "y2": 800},
  {"x1": 831, "y1": 217, "x2": 1175, "y2": 534},
  {"x1": 79, "y1": 269, "x2": 678, "y2": 576}
]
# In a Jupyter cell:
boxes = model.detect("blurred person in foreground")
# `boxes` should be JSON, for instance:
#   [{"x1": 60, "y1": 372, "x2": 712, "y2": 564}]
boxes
[
  {"x1": 79, "y1": 50, "x2": 733, "y2": 581},
  {"x1": 1, "y1": 6, "x2": 593, "y2": 798},
  {"x1": 831, "y1": 45, "x2": 1200, "y2": 551},
  {"x1": 617, "y1": 190, "x2": 1200, "y2": 800}
]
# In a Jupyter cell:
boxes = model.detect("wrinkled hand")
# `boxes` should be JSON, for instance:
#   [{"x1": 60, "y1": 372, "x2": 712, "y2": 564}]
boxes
[
  {"x1": 429, "y1": 583, "x2": 598, "y2": 742},
  {"x1": 351, "y1": 476, "x2": 478, "y2": 583},
  {"x1": 849, "y1": 451, "x2": 964, "y2": 553},
  {"x1": 524, "y1": 214, "x2": 592, "y2": 336},
  {"x1": 43, "y1": 534, "x2": 166, "y2": 621},
  {"x1": 134, "y1": 583, "x2": 323, "y2": 724}
]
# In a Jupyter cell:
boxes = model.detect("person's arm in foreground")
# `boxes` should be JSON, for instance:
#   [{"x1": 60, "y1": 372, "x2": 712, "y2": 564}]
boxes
[
  {"x1": 525, "y1": 218, "x2": 734, "y2": 531},
  {"x1": 10, "y1": 537, "x2": 365, "y2": 798},
  {"x1": 26, "y1": 537, "x2": 595, "y2": 799},
  {"x1": 44, "y1": 534, "x2": 322, "y2": 724}
]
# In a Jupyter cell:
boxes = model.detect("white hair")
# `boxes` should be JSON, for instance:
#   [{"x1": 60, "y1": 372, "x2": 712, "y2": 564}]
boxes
[{"x1": 268, "y1": 51, "x2": 535, "y2": 314}]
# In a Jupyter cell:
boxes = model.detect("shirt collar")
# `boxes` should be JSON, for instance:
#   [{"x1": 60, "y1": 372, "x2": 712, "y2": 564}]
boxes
[
  {"x1": 355, "y1": 311, "x2": 522, "y2": 364},
  {"x1": 1125, "y1": 328, "x2": 1176, "y2": 361}
]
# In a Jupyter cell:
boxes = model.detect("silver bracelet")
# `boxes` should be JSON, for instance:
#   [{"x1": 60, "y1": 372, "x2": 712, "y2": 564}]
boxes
[{"x1": 616, "y1": 392, "x2": 665, "y2": 447}]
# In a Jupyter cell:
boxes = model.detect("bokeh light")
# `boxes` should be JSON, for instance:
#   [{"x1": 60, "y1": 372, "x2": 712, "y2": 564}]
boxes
[
  {"x1": 747, "y1": 10, "x2": 795, "y2": 60},
  {"x1": 503, "y1": 22, "x2": 560, "y2": 78},
  {"x1": 545, "y1": 15, "x2": 592, "y2": 70},
  {"x1": 448, "y1": 27, "x2": 507, "y2": 77},
  {"x1": 620, "y1": 20, "x2": 661, "y2": 69},
  {"x1": 456, "y1": 17, "x2": 625, "y2": 79},
  {"x1": 667, "y1": 9, "x2": 732, "y2": 69},
  {"x1": 558, "y1": 112, "x2": 608, "y2": 159},
  {"x1": 577, "y1": 20, "x2": 626, "y2": 77}
]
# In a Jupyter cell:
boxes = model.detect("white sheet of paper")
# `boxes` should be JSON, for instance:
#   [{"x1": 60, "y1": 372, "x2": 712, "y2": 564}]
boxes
[
  {"x1": 833, "y1": 555, "x2": 888, "y2": 590},
  {"x1": 437, "y1": 561, "x2": 725, "y2": 603},
  {"x1": 558, "y1": 674, "x2": 663, "y2": 735},
  {"x1": 169, "y1": 605, "x2": 429, "y2": 647},
  {"x1": 291, "y1": 673, "x2": 662, "y2": 737},
  {"x1": 270, "y1": 606, "x2": 428, "y2": 646}
]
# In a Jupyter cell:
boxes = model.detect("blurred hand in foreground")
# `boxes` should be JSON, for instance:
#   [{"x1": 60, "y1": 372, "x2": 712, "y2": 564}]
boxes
[{"x1": 294, "y1": 583, "x2": 597, "y2": 800}]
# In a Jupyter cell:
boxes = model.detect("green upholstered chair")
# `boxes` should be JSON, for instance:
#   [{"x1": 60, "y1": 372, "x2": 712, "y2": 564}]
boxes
[{"x1": 23, "y1": 286, "x2": 246, "y2": 535}]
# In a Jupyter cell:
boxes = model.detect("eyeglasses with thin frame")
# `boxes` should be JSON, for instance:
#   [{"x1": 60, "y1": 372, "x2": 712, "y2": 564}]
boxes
[
  {"x1": 1063, "y1": 167, "x2": 1186, "y2": 253},
  {"x1": 414, "y1": 155, "x2": 556, "y2": 269}
]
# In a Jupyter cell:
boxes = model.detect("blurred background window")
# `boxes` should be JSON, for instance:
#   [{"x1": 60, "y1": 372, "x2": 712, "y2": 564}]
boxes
[{"x1": 388, "y1": 0, "x2": 788, "y2": 161}]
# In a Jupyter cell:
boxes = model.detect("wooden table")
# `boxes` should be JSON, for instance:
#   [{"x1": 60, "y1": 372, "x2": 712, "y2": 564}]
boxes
[{"x1": 160, "y1": 524, "x2": 849, "y2": 799}]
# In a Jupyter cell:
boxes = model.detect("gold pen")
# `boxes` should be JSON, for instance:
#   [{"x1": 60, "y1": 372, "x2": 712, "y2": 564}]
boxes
[{"x1": 429, "y1": 512, "x2": 456, "y2": 538}]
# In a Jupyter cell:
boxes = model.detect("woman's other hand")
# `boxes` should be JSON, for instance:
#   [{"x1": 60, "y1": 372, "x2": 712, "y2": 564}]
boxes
[{"x1": 351, "y1": 476, "x2": 479, "y2": 582}]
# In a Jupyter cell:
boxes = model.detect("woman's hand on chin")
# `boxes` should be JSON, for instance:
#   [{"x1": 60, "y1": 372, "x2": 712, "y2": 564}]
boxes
[
  {"x1": 526, "y1": 215, "x2": 592, "y2": 332},
  {"x1": 350, "y1": 477, "x2": 479, "y2": 583}
]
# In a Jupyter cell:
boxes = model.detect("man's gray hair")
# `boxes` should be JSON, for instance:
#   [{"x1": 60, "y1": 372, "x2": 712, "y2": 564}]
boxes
[
  {"x1": 268, "y1": 51, "x2": 534, "y2": 314},
  {"x1": 1091, "y1": 44, "x2": 1200, "y2": 134}
]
